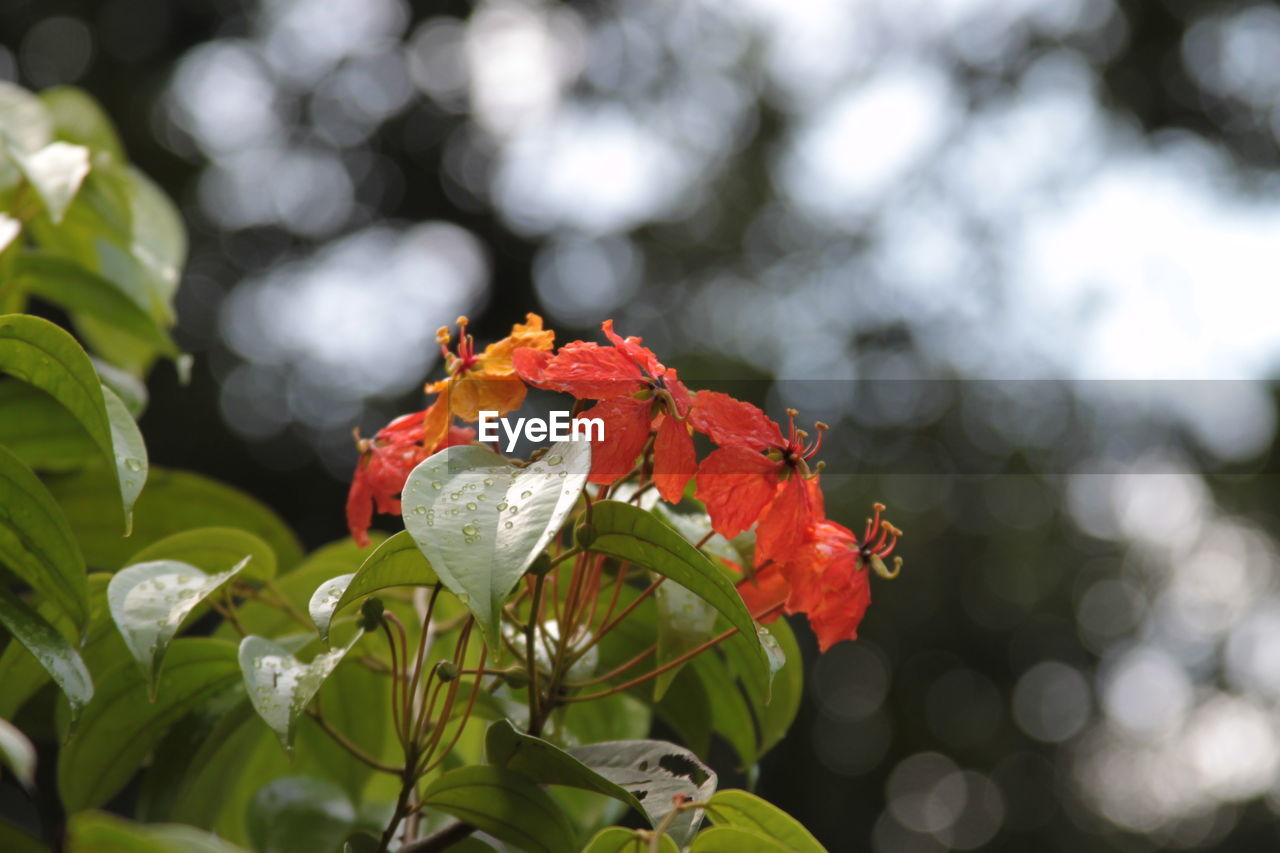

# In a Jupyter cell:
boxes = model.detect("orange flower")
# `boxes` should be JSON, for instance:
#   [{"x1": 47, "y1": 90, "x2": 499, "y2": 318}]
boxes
[{"x1": 425, "y1": 314, "x2": 554, "y2": 446}]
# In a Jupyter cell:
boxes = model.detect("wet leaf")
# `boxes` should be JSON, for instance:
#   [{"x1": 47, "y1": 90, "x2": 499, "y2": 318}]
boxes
[
  {"x1": 0, "y1": 584, "x2": 92, "y2": 723},
  {"x1": 238, "y1": 632, "x2": 362, "y2": 750},
  {"x1": 420, "y1": 765, "x2": 576, "y2": 853}
]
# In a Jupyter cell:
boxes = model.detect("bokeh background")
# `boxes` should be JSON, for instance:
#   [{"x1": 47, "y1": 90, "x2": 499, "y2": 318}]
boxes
[{"x1": 5, "y1": 0, "x2": 1280, "y2": 849}]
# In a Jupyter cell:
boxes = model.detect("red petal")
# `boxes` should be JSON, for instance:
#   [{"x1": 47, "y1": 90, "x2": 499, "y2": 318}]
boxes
[
  {"x1": 580, "y1": 398, "x2": 652, "y2": 484},
  {"x1": 512, "y1": 347, "x2": 552, "y2": 385},
  {"x1": 734, "y1": 563, "x2": 789, "y2": 623},
  {"x1": 602, "y1": 319, "x2": 663, "y2": 376},
  {"x1": 690, "y1": 391, "x2": 784, "y2": 451},
  {"x1": 533, "y1": 341, "x2": 645, "y2": 399},
  {"x1": 345, "y1": 469, "x2": 375, "y2": 547},
  {"x1": 653, "y1": 413, "x2": 696, "y2": 503},
  {"x1": 807, "y1": 556, "x2": 871, "y2": 651},
  {"x1": 755, "y1": 475, "x2": 824, "y2": 568},
  {"x1": 694, "y1": 445, "x2": 779, "y2": 538}
]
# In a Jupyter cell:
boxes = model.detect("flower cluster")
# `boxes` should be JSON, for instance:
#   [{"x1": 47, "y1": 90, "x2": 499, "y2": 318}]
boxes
[{"x1": 347, "y1": 316, "x2": 901, "y2": 649}]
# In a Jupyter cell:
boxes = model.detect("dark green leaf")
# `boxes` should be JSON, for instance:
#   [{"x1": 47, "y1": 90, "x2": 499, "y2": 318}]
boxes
[
  {"x1": 402, "y1": 440, "x2": 589, "y2": 649},
  {"x1": 66, "y1": 811, "x2": 250, "y2": 853},
  {"x1": 704, "y1": 789, "x2": 827, "y2": 852},
  {"x1": 486, "y1": 719, "x2": 648, "y2": 818},
  {"x1": 0, "y1": 584, "x2": 92, "y2": 722},
  {"x1": 45, "y1": 466, "x2": 304, "y2": 572},
  {"x1": 57, "y1": 637, "x2": 241, "y2": 811},
  {"x1": 246, "y1": 776, "x2": 356, "y2": 853},
  {"x1": 0, "y1": 314, "x2": 145, "y2": 530},
  {"x1": 723, "y1": 617, "x2": 801, "y2": 756},
  {"x1": 587, "y1": 501, "x2": 769, "y2": 691},
  {"x1": 0, "y1": 380, "x2": 96, "y2": 470},
  {"x1": 108, "y1": 557, "x2": 250, "y2": 691},
  {"x1": 653, "y1": 578, "x2": 717, "y2": 701},
  {"x1": 0, "y1": 443, "x2": 88, "y2": 627},
  {"x1": 421, "y1": 765, "x2": 576, "y2": 853},
  {"x1": 566, "y1": 739, "x2": 717, "y2": 846},
  {"x1": 15, "y1": 253, "x2": 179, "y2": 356},
  {"x1": 0, "y1": 819, "x2": 48, "y2": 853}
]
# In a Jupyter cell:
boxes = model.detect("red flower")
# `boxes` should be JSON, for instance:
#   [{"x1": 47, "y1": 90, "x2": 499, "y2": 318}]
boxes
[
  {"x1": 346, "y1": 398, "x2": 475, "y2": 547},
  {"x1": 735, "y1": 504, "x2": 901, "y2": 651},
  {"x1": 690, "y1": 394, "x2": 827, "y2": 567},
  {"x1": 514, "y1": 320, "x2": 696, "y2": 501}
]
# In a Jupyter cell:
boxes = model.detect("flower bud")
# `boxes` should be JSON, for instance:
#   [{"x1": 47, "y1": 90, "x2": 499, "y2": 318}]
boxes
[
  {"x1": 499, "y1": 666, "x2": 530, "y2": 689},
  {"x1": 436, "y1": 660, "x2": 460, "y2": 682},
  {"x1": 574, "y1": 522, "x2": 597, "y2": 550},
  {"x1": 359, "y1": 597, "x2": 385, "y2": 632},
  {"x1": 528, "y1": 553, "x2": 553, "y2": 577}
]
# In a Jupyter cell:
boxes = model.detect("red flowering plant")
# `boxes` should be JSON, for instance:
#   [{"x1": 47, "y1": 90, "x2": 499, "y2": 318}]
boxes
[
  {"x1": 326, "y1": 315, "x2": 902, "y2": 851},
  {"x1": 0, "y1": 81, "x2": 903, "y2": 853}
]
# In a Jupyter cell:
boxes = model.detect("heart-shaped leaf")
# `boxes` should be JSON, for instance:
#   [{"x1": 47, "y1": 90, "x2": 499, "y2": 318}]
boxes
[
  {"x1": 239, "y1": 633, "x2": 362, "y2": 750},
  {"x1": 307, "y1": 573, "x2": 354, "y2": 643},
  {"x1": 0, "y1": 584, "x2": 92, "y2": 723},
  {"x1": 567, "y1": 739, "x2": 717, "y2": 847},
  {"x1": 0, "y1": 717, "x2": 36, "y2": 791},
  {"x1": 402, "y1": 440, "x2": 589, "y2": 649},
  {"x1": 108, "y1": 557, "x2": 251, "y2": 694}
]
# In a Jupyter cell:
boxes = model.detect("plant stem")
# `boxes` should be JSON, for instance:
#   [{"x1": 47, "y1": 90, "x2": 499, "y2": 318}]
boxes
[
  {"x1": 561, "y1": 623, "x2": 740, "y2": 703},
  {"x1": 306, "y1": 709, "x2": 402, "y2": 774},
  {"x1": 526, "y1": 572, "x2": 546, "y2": 734}
]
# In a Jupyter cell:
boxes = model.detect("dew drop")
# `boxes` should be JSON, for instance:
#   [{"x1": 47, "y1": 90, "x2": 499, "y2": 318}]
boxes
[
  {"x1": 431, "y1": 481, "x2": 443, "y2": 490},
  {"x1": 466, "y1": 502, "x2": 477, "y2": 510},
  {"x1": 508, "y1": 506, "x2": 519, "y2": 515},
  {"x1": 483, "y1": 477, "x2": 494, "y2": 486},
  {"x1": 413, "y1": 506, "x2": 428, "y2": 515},
  {"x1": 548, "y1": 455, "x2": 563, "y2": 466},
  {"x1": 504, "y1": 521, "x2": 514, "y2": 529},
  {"x1": 462, "y1": 524, "x2": 479, "y2": 536},
  {"x1": 496, "y1": 502, "x2": 508, "y2": 511},
  {"x1": 520, "y1": 490, "x2": 533, "y2": 499},
  {"x1": 125, "y1": 457, "x2": 144, "y2": 472},
  {"x1": 558, "y1": 471, "x2": 567, "y2": 478}
]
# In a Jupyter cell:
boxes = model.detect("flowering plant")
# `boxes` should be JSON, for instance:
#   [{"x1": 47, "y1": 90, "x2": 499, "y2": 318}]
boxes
[{"x1": 0, "y1": 82, "x2": 898, "y2": 853}]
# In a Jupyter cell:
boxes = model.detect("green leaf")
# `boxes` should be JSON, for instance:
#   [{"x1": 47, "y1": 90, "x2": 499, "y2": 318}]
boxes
[
  {"x1": 128, "y1": 526, "x2": 278, "y2": 583},
  {"x1": 486, "y1": 719, "x2": 648, "y2": 818},
  {"x1": 566, "y1": 739, "x2": 717, "y2": 847},
  {"x1": 653, "y1": 578, "x2": 717, "y2": 701},
  {"x1": 703, "y1": 789, "x2": 827, "y2": 852},
  {"x1": 67, "y1": 811, "x2": 250, "y2": 853},
  {"x1": 246, "y1": 776, "x2": 357, "y2": 853},
  {"x1": 582, "y1": 827, "x2": 679, "y2": 853},
  {"x1": 15, "y1": 253, "x2": 179, "y2": 356},
  {"x1": 328, "y1": 531, "x2": 438, "y2": 634},
  {"x1": 0, "y1": 314, "x2": 146, "y2": 530},
  {"x1": 108, "y1": 557, "x2": 251, "y2": 692},
  {"x1": 238, "y1": 632, "x2": 362, "y2": 751},
  {"x1": 0, "y1": 819, "x2": 48, "y2": 853},
  {"x1": 687, "y1": 652, "x2": 758, "y2": 768},
  {"x1": 421, "y1": 765, "x2": 576, "y2": 853},
  {"x1": 0, "y1": 380, "x2": 97, "y2": 471},
  {"x1": 45, "y1": 466, "x2": 304, "y2": 572},
  {"x1": 38, "y1": 86, "x2": 126, "y2": 160},
  {"x1": 123, "y1": 164, "x2": 186, "y2": 303},
  {"x1": 0, "y1": 584, "x2": 92, "y2": 722},
  {"x1": 307, "y1": 573, "x2": 354, "y2": 643},
  {"x1": 587, "y1": 501, "x2": 769, "y2": 691},
  {"x1": 0, "y1": 81, "x2": 53, "y2": 165},
  {"x1": 0, "y1": 442, "x2": 89, "y2": 627},
  {"x1": 689, "y1": 826, "x2": 792, "y2": 852},
  {"x1": 57, "y1": 638, "x2": 241, "y2": 812},
  {"x1": 11, "y1": 141, "x2": 91, "y2": 223},
  {"x1": 0, "y1": 717, "x2": 36, "y2": 791},
  {"x1": 402, "y1": 440, "x2": 589, "y2": 649},
  {"x1": 722, "y1": 618, "x2": 801, "y2": 756}
]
